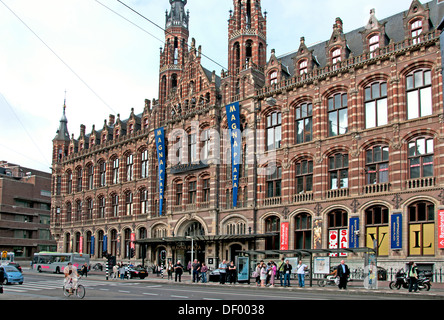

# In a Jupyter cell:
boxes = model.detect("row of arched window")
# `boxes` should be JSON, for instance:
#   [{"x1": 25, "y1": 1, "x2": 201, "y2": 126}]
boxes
[
  {"x1": 265, "y1": 68, "x2": 434, "y2": 151},
  {"x1": 263, "y1": 200, "x2": 436, "y2": 256}
]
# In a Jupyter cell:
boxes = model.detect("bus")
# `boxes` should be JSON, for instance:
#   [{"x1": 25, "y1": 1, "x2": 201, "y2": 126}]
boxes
[
  {"x1": 32, "y1": 252, "x2": 90, "y2": 274},
  {"x1": 1, "y1": 252, "x2": 15, "y2": 265}
]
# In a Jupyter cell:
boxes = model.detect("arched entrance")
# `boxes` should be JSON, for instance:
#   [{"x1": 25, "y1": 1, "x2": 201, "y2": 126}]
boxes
[{"x1": 176, "y1": 220, "x2": 206, "y2": 266}]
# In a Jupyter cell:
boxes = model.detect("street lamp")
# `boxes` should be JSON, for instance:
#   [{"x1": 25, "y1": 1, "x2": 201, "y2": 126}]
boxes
[{"x1": 186, "y1": 236, "x2": 194, "y2": 264}]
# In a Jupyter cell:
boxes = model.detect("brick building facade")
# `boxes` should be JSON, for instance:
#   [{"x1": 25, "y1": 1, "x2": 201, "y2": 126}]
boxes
[
  {"x1": 0, "y1": 161, "x2": 55, "y2": 259},
  {"x1": 51, "y1": 0, "x2": 444, "y2": 271}
]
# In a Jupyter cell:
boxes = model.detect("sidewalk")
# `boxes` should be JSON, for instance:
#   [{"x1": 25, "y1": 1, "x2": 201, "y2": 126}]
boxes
[{"x1": 79, "y1": 270, "x2": 444, "y2": 299}]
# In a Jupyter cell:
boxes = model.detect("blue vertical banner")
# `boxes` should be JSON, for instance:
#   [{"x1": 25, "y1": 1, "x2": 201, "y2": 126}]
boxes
[
  {"x1": 155, "y1": 127, "x2": 166, "y2": 215},
  {"x1": 349, "y1": 217, "x2": 360, "y2": 248},
  {"x1": 225, "y1": 102, "x2": 241, "y2": 208},
  {"x1": 103, "y1": 235, "x2": 108, "y2": 253},
  {"x1": 391, "y1": 214, "x2": 403, "y2": 250},
  {"x1": 90, "y1": 235, "x2": 95, "y2": 256}
]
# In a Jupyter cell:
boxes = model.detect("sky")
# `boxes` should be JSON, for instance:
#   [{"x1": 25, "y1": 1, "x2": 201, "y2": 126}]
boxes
[{"x1": 0, "y1": 0, "x2": 418, "y2": 173}]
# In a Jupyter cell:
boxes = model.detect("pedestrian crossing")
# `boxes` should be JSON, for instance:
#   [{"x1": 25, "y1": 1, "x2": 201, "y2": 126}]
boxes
[{"x1": 2, "y1": 279, "x2": 115, "y2": 293}]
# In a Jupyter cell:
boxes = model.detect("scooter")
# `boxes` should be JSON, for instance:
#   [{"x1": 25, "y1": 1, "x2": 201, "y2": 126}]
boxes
[{"x1": 389, "y1": 269, "x2": 431, "y2": 291}]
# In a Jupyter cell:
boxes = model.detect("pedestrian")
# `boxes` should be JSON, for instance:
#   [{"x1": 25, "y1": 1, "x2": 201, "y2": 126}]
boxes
[
  {"x1": 296, "y1": 260, "x2": 308, "y2": 288},
  {"x1": 253, "y1": 263, "x2": 261, "y2": 286},
  {"x1": 269, "y1": 261, "x2": 277, "y2": 287},
  {"x1": 336, "y1": 260, "x2": 350, "y2": 290},
  {"x1": 283, "y1": 259, "x2": 292, "y2": 287},
  {"x1": 167, "y1": 261, "x2": 174, "y2": 280},
  {"x1": 260, "y1": 262, "x2": 267, "y2": 287},
  {"x1": 218, "y1": 260, "x2": 227, "y2": 284},
  {"x1": 112, "y1": 264, "x2": 118, "y2": 280},
  {"x1": 0, "y1": 266, "x2": 4, "y2": 294},
  {"x1": 119, "y1": 264, "x2": 126, "y2": 280},
  {"x1": 277, "y1": 257, "x2": 285, "y2": 287},
  {"x1": 228, "y1": 261, "x2": 237, "y2": 284},
  {"x1": 407, "y1": 261, "x2": 419, "y2": 293},
  {"x1": 187, "y1": 261, "x2": 192, "y2": 274},
  {"x1": 192, "y1": 259, "x2": 201, "y2": 283},
  {"x1": 200, "y1": 263, "x2": 208, "y2": 283},
  {"x1": 174, "y1": 260, "x2": 184, "y2": 282},
  {"x1": 81, "y1": 263, "x2": 88, "y2": 277}
]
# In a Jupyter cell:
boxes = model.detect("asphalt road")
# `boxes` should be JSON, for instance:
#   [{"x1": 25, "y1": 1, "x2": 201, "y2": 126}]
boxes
[{"x1": 1, "y1": 269, "x2": 441, "y2": 301}]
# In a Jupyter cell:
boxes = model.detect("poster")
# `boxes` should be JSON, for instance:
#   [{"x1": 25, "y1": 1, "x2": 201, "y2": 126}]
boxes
[
  {"x1": 439, "y1": 210, "x2": 444, "y2": 249},
  {"x1": 155, "y1": 127, "x2": 166, "y2": 215},
  {"x1": 280, "y1": 222, "x2": 289, "y2": 250},
  {"x1": 391, "y1": 213, "x2": 403, "y2": 250},
  {"x1": 225, "y1": 101, "x2": 241, "y2": 208}
]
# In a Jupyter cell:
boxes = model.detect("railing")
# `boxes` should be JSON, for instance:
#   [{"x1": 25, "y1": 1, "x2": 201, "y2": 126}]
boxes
[
  {"x1": 406, "y1": 177, "x2": 435, "y2": 189},
  {"x1": 262, "y1": 196, "x2": 282, "y2": 207},
  {"x1": 292, "y1": 192, "x2": 314, "y2": 203},
  {"x1": 363, "y1": 182, "x2": 391, "y2": 194},
  {"x1": 327, "y1": 188, "x2": 349, "y2": 199}
]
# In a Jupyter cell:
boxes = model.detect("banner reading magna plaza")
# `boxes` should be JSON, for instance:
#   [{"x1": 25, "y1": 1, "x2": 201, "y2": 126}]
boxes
[
  {"x1": 226, "y1": 101, "x2": 241, "y2": 208},
  {"x1": 155, "y1": 127, "x2": 166, "y2": 215}
]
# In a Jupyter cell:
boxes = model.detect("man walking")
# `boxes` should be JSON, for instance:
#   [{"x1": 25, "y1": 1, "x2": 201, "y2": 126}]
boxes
[{"x1": 336, "y1": 260, "x2": 350, "y2": 290}]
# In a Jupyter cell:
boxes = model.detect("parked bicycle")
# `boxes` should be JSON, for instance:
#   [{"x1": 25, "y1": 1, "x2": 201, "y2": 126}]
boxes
[{"x1": 63, "y1": 276, "x2": 86, "y2": 299}]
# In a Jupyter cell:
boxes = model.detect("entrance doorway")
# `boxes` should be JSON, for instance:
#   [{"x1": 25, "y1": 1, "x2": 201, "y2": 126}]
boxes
[{"x1": 229, "y1": 244, "x2": 242, "y2": 262}]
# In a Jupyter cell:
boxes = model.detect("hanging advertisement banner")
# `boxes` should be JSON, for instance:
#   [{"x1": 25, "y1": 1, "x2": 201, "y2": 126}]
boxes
[
  {"x1": 155, "y1": 127, "x2": 166, "y2": 215},
  {"x1": 131, "y1": 233, "x2": 136, "y2": 250},
  {"x1": 349, "y1": 217, "x2": 359, "y2": 249},
  {"x1": 438, "y1": 210, "x2": 444, "y2": 249},
  {"x1": 103, "y1": 235, "x2": 108, "y2": 253},
  {"x1": 91, "y1": 235, "x2": 95, "y2": 255},
  {"x1": 79, "y1": 236, "x2": 83, "y2": 254},
  {"x1": 339, "y1": 229, "x2": 348, "y2": 257},
  {"x1": 280, "y1": 222, "x2": 289, "y2": 250},
  {"x1": 329, "y1": 230, "x2": 338, "y2": 257},
  {"x1": 225, "y1": 101, "x2": 241, "y2": 208},
  {"x1": 391, "y1": 213, "x2": 403, "y2": 250}
]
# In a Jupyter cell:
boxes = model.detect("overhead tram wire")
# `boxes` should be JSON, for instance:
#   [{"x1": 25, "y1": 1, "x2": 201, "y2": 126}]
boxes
[
  {"x1": 0, "y1": 0, "x2": 117, "y2": 116},
  {"x1": 94, "y1": 0, "x2": 165, "y2": 45},
  {"x1": 116, "y1": 0, "x2": 228, "y2": 72}
]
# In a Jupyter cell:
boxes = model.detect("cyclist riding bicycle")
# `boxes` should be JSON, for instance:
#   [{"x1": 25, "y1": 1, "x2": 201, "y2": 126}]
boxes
[{"x1": 63, "y1": 262, "x2": 79, "y2": 295}]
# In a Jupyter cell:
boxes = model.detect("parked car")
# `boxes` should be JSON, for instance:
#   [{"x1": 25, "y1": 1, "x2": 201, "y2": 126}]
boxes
[
  {"x1": 5, "y1": 262, "x2": 22, "y2": 273},
  {"x1": 126, "y1": 266, "x2": 148, "y2": 279},
  {"x1": 1, "y1": 265, "x2": 24, "y2": 285}
]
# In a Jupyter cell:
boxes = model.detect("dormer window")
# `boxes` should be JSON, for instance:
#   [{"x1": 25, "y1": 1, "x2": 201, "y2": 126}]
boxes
[
  {"x1": 411, "y1": 19, "x2": 423, "y2": 44},
  {"x1": 368, "y1": 34, "x2": 380, "y2": 58},
  {"x1": 299, "y1": 60, "x2": 308, "y2": 75},
  {"x1": 269, "y1": 71, "x2": 278, "y2": 85},
  {"x1": 115, "y1": 129, "x2": 120, "y2": 139},
  {"x1": 102, "y1": 134, "x2": 107, "y2": 144},
  {"x1": 128, "y1": 124, "x2": 134, "y2": 135},
  {"x1": 331, "y1": 48, "x2": 341, "y2": 70}
]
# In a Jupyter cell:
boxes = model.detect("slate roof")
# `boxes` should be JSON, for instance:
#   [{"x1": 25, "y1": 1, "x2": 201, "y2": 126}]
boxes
[{"x1": 277, "y1": 0, "x2": 442, "y2": 77}]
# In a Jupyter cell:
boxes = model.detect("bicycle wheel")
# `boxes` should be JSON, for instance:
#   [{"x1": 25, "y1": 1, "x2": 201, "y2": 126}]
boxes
[
  {"x1": 62, "y1": 287, "x2": 70, "y2": 297},
  {"x1": 76, "y1": 285, "x2": 86, "y2": 299},
  {"x1": 318, "y1": 279, "x2": 327, "y2": 287}
]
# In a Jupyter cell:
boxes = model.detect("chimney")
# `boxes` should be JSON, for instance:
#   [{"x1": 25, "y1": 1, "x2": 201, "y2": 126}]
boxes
[{"x1": 108, "y1": 114, "x2": 115, "y2": 126}]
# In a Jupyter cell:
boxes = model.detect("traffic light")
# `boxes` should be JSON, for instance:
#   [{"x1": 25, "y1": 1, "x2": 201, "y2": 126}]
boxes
[{"x1": 1, "y1": 251, "x2": 7, "y2": 259}]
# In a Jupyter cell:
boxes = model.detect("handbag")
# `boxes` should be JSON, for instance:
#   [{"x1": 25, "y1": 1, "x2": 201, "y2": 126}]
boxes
[{"x1": 252, "y1": 271, "x2": 259, "y2": 277}]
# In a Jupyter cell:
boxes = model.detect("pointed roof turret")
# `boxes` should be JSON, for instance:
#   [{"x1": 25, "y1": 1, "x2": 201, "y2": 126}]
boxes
[
  {"x1": 53, "y1": 100, "x2": 70, "y2": 142},
  {"x1": 166, "y1": 0, "x2": 189, "y2": 30}
]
